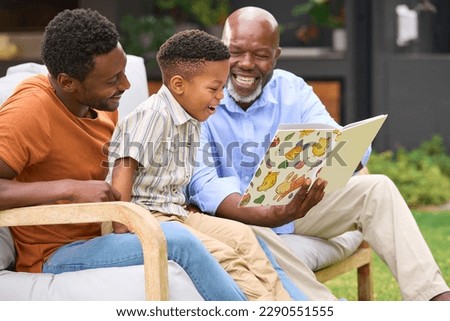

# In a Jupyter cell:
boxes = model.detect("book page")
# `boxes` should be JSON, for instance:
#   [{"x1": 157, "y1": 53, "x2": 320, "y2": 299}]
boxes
[{"x1": 319, "y1": 114, "x2": 387, "y2": 192}]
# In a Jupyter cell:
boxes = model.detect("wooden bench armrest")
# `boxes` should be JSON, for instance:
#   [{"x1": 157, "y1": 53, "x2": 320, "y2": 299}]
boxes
[{"x1": 0, "y1": 201, "x2": 168, "y2": 301}]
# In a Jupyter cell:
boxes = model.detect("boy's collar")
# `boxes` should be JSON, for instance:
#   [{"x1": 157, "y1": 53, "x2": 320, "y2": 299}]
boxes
[{"x1": 158, "y1": 85, "x2": 198, "y2": 126}]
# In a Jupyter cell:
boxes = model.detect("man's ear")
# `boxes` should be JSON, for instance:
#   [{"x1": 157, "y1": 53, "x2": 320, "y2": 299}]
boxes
[
  {"x1": 273, "y1": 47, "x2": 282, "y2": 68},
  {"x1": 275, "y1": 47, "x2": 281, "y2": 60},
  {"x1": 169, "y1": 75, "x2": 185, "y2": 96},
  {"x1": 56, "y1": 73, "x2": 79, "y2": 93}
]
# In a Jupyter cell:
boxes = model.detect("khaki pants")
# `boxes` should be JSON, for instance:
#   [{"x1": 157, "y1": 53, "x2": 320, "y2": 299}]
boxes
[
  {"x1": 155, "y1": 212, "x2": 292, "y2": 301},
  {"x1": 252, "y1": 174, "x2": 449, "y2": 300}
]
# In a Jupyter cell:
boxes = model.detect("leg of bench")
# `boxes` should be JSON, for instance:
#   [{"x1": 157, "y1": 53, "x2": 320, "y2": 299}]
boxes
[{"x1": 357, "y1": 243, "x2": 373, "y2": 301}]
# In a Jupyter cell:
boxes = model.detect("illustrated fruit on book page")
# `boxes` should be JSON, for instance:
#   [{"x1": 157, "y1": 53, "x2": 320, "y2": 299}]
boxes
[
  {"x1": 284, "y1": 145, "x2": 302, "y2": 160},
  {"x1": 312, "y1": 137, "x2": 330, "y2": 157},
  {"x1": 240, "y1": 193, "x2": 251, "y2": 207},
  {"x1": 256, "y1": 171, "x2": 279, "y2": 192}
]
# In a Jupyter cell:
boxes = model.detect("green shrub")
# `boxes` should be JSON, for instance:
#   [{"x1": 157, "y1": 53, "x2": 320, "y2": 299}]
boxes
[
  {"x1": 408, "y1": 135, "x2": 450, "y2": 178},
  {"x1": 367, "y1": 135, "x2": 450, "y2": 208}
]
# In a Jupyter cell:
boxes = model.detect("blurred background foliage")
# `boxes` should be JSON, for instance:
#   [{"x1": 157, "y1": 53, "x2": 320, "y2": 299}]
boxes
[{"x1": 368, "y1": 135, "x2": 450, "y2": 208}]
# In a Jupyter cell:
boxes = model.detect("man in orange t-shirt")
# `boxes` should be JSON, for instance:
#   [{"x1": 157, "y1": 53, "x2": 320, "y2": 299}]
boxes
[{"x1": 0, "y1": 8, "x2": 245, "y2": 300}]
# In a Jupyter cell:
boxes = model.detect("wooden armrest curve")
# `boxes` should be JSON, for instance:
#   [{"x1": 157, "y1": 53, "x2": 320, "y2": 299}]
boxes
[{"x1": 0, "y1": 201, "x2": 168, "y2": 301}]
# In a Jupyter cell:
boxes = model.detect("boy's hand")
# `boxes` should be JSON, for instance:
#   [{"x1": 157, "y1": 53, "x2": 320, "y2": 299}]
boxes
[{"x1": 185, "y1": 203, "x2": 201, "y2": 213}]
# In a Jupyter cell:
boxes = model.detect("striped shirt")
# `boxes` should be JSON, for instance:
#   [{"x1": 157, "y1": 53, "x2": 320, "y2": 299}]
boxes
[{"x1": 106, "y1": 85, "x2": 199, "y2": 217}]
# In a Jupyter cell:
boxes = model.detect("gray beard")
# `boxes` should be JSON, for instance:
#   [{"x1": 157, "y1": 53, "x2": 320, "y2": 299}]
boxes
[{"x1": 226, "y1": 78, "x2": 262, "y2": 104}]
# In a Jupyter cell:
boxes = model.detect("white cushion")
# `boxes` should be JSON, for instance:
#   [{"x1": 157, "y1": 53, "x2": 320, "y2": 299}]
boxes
[
  {"x1": 0, "y1": 227, "x2": 15, "y2": 270},
  {"x1": 5, "y1": 62, "x2": 48, "y2": 75},
  {"x1": 0, "y1": 226, "x2": 202, "y2": 300},
  {"x1": 280, "y1": 230, "x2": 363, "y2": 271},
  {"x1": 119, "y1": 55, "x2": 149, "y2": 120},
  {"x1": 0, "y1": 261, "x2": 203, "y2": 301},
  {"x1": 0, "y1": 63, "x2": 48, "y2": 104}
]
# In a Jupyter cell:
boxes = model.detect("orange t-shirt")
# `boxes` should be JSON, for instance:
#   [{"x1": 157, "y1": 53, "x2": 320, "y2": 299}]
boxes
[{"x1": 0, "y1": 75, "x2": 118, "y2": 272}]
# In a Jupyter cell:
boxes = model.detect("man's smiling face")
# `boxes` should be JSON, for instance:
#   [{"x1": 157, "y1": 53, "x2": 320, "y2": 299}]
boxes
[{"x1": 223, "y1": 13, "x2": 281, "y2": 109}]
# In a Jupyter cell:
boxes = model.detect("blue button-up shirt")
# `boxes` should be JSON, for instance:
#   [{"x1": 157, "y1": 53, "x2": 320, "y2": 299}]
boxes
[{"x1": 188, "y1": 69, "x2": 370, "y2": 233}]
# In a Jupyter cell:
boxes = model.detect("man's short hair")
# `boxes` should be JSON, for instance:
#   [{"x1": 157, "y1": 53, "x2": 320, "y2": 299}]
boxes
[
  {"x1": 156, "y1": 29, "x2": 230, "y2": 82},
  {"x1": 41, "y1": 8, "x2": 119, "y2": 81}
]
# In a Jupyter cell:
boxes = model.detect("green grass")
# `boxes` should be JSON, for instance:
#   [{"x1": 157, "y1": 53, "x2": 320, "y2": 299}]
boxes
[{"x1": 323, "y1": 211, "x2": 450, "y2": 300}]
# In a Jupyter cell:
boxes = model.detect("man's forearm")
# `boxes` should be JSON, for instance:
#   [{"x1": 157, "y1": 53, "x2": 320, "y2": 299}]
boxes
[{"x1": 0, "y1": 179, "x2": 72, "y2": 211}]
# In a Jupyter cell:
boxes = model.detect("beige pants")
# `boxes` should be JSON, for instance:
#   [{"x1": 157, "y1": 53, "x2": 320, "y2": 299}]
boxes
[
  {"x1": 252, "y1": 174, "x2": 449, "y2": 301},
  {"x1": 155, "y1": 211, "x2": 292, "y2": 301}
]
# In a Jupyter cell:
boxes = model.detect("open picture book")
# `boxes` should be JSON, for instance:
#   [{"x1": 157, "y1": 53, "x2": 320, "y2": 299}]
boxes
[{"x1": 238, "y1": 114, "x2": 388, "y2": 207}]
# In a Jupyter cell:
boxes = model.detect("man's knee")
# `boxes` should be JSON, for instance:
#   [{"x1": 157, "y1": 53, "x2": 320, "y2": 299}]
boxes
[{"x1": 354, "y1": 173, "x2": 396, "y2": 193}]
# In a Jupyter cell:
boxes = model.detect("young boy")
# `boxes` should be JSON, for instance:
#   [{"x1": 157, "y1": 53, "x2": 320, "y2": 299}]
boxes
[{"x1": 106, "y1": 30, "x2": 293, "y2": 300}]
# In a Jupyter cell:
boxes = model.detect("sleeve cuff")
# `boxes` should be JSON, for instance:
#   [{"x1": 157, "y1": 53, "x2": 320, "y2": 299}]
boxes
[
  {"x1": 189, "y1": 176, "x2": 241, "y2": 215},
  {"x1": 361, "y1": 145, "x2": 372, "y2": 167}
]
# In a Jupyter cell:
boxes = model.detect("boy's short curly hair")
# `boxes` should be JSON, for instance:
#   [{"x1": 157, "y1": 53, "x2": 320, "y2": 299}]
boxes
[
  {"x1": 41, "y1": 8, "x2": 119, "y2": 81},
  {"x1": 156, "y1": 29, "x2": 230, "y2": 82}
]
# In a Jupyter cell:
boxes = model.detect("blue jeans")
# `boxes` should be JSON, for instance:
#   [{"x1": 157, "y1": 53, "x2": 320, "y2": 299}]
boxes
[
  {"x1": 257, "y1": 237, "x2": 309, "y2": 301},
  {"x1": 43, "y1": 221, "x2": 246, "y2": 301}
]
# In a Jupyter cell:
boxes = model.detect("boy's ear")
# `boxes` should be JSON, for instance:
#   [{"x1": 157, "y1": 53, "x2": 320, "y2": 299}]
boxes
[
  {"x1": 169, "y1": 75, "x2": 185, "y2": 95},
  {"x1": 56, "y1": 73, "x2": 79, "y2": 93}
]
